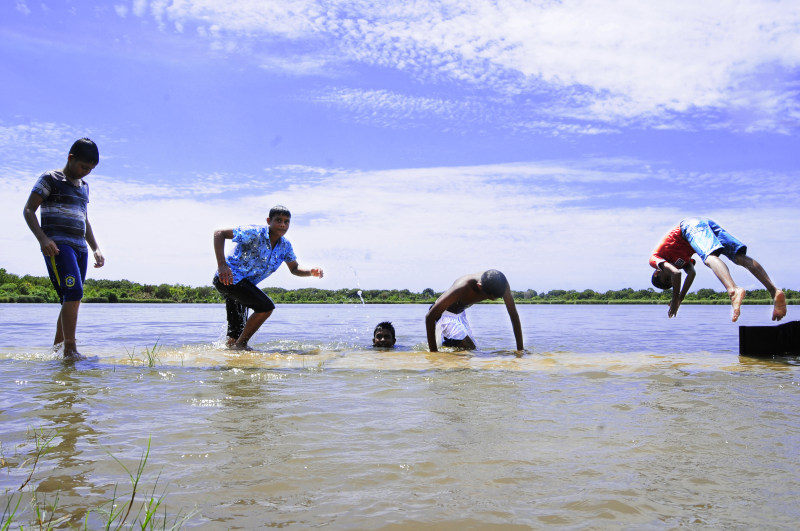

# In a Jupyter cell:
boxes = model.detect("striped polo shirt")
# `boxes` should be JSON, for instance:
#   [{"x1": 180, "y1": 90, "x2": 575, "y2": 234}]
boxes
[{"x1": 31, "y1": 170, "x2": 90, "y2": 252}]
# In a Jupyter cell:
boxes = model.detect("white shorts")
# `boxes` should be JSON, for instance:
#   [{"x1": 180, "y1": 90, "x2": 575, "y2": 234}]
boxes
[{"x1": 439, "y1": 310, "x2": 473, "y2": 341}]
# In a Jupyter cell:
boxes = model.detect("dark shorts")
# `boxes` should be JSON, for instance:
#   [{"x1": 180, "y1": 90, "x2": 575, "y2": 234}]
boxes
[
  {"x1": 212, "y1": 276, "x2": 276, "y2": 339},
  {"x1": 44, "y1": 245, "x2": 88, "y2": 303},
  {"x1": 442, "y1": 337, "x2": 465, "y2": 347}
]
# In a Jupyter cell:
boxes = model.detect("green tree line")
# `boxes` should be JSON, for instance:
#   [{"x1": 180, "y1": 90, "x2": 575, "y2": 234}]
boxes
[{"x1": 0, "y1": 268, "x2": 797, "y2": 305}]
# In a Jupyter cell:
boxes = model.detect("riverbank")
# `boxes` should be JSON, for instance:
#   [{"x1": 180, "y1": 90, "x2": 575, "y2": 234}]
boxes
[{"x1": 2, "y1": 268, "x2": 797, "y2": 305}]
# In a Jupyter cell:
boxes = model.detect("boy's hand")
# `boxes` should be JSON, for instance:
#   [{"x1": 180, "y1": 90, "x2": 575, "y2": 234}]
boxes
[
  {"x1": 218, "y1": 264, "x2": 234, "y2": 285},
  {"x1": 93, "y1": 249, "x2": 105, "y2": 268},
  {"x1": 668, "y1": 298, "x2": 681, "y2": 318},
  {"x1": 311, "y1": 267, "x2": 324, "y2": 278},
  {"x1": 39, "y1": 237, "x2": 59, "y2": 257}
]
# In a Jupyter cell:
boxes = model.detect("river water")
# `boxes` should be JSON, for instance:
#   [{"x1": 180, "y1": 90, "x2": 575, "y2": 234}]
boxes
[{"x1": 1, "y1": 303, "x2": 798, "y2": 529}]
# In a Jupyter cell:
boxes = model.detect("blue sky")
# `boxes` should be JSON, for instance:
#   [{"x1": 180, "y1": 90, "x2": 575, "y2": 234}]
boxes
[{"x1": 1, "y1": 0, "x2": 798, "y2": 293}]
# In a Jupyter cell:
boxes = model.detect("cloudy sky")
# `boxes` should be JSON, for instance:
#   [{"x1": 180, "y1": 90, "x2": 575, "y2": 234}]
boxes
[{"x1": 1, "y1": 0, "x2": 798, "y2": 293}]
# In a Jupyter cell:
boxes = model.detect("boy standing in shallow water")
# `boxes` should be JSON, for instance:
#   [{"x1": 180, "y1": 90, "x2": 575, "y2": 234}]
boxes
[
  {"x1": 425, "y1": 269, "x2": 524, "y2": 352},
  {"x1": 22, "y1": 138, "x2": 105, "y2": 359},
  {"x1": 213, "y1": 205, "x2": 323, "y2": 350},
  {"x1": 650, "y1": 217, "x2": 786, "y2": 322}
]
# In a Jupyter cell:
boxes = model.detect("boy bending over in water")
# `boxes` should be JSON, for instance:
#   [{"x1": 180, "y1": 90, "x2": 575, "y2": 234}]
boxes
[
  {"x1": 213, "y1": 205, "x2": 323, "y2": 350},
  {"x1": 650, "y1": 217, "x2": 786, "y2": 322},
  {"x1": 425, "y1": 270, "x2": 524, "y2": 352}
]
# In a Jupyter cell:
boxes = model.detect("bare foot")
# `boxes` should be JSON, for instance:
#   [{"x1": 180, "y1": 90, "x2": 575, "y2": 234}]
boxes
[
  {"x1": 229, "y1": 342, "x2": 254, "y2": 351},
  {"x1": 772, "y1": 289, "x2": 787, "y2": 321},
  {"x1": 730, "y1": 287, "x2": 746, "y2": 322},
  {"x1": 63, "y1": 349, "x2": 86, "y2": 361}
]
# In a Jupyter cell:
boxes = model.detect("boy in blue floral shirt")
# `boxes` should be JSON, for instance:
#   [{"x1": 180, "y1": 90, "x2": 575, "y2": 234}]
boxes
[{"x1": 213, "y1": 205, "x2": 323, "y2": 349}]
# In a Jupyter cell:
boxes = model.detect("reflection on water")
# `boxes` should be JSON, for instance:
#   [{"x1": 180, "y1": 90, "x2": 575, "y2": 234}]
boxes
[{"x1": 1, "y1": 304, "x2": 799, "y2": 529}]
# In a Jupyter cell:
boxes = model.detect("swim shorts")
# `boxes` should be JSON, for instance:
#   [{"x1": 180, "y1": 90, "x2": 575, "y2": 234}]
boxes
[
  {"x1": 212, "y1": 276, "x2": 276, "y2": 339},
  {"x1": 439, "y1": 310, "x2": 474, "y2": 344},
  {"x1": 680, "y1": 218, "x2": 747, "y2": 263},
  {"x1": 44, "y1": 244, "x2": 88, "y2": 302}
]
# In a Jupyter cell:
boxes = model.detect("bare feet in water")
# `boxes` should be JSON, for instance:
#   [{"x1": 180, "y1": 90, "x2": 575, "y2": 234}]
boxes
[
  {"x1": 772, "y1": 289, "x2": 787, "y2": 322},
  {"x1": 730, "y1": 287, "x2": 746, "y2": 322},
  {"x1": 63, "y1": 349, "x2": 86, "y2": 361},
  {"x1": 229, "y1": 343, "x2": 254, "y2": 351}
]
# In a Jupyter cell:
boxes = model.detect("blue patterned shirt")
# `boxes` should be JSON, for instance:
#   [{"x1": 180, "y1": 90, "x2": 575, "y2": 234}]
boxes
[
  {"x1": 226, "y1": 225, "x2": 297, "y2": 285},
  {"x1": 31, "y1": 170, "x2": 90, "y2": 252}
]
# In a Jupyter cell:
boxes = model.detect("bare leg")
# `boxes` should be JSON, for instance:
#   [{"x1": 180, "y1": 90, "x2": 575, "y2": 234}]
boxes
[
  {"x1": 734, "y1": 254, "x2": 786, "y2": 321},
  {"x1": 232, "y1": 310, "x2": 272, "y2": 350},
  {"x1": 704, "y1": 255, "x2": 746, "y2": 322},
  {"x1": 444, "y1": 336, "x2": 477, "y2": 350},
  {"x1": 53, "y1": 305, "x2": 65, "y2": 346},
  {"x1": 59, "y1": 300, "x2": 83, "y2": 359}
]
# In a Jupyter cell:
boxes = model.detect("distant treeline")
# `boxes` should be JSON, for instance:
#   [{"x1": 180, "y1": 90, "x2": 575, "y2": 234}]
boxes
[{"x1": 0, "y1": 268, "x2": 797, "y2": 305}]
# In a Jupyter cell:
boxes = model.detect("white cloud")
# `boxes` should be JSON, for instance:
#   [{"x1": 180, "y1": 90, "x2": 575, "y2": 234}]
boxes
[
  {"x1": 15, "y1": 1, "x2": 30, "y2": 15},
  {"x1": 120, "y1": 0, "x2": 800, "y2": 132}
]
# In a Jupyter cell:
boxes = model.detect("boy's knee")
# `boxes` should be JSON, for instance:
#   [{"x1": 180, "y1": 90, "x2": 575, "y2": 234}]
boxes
[
  {"x1": 733, "y1": 252, "x2": 751, "y2": 267},
  {"x1": 61, "y1": 275, "x2": 84, "y2": 301}
]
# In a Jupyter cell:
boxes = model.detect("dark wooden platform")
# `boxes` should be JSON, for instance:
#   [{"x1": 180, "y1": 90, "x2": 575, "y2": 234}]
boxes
[{"x1": 739, "y1": 320, "x2": 800, "y2": 357}]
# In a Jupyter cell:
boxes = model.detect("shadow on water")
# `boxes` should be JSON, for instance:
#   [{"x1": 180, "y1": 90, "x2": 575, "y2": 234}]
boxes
[
  {"x1": 17, "y1": 363, "x2": 98, "y2": 524},
  {"x1": 738, "y1": 354, "x2": 800, "y2": 368}
]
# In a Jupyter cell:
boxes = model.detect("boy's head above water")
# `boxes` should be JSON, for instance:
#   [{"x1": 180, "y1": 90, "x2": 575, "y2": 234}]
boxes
[
  {"x1": 479, "y1": 269, "x2": 508, "y2": 299},
  {"x1": 373, "y1": 321, "x2": 396, "y2": 348}
]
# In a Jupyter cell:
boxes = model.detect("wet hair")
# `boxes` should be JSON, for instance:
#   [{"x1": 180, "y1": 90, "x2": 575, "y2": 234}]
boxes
[
  {"x1": 480, "y1": 269, "x2": 508, "y2": 298},
  {"x1": 269, "y1": 205, "x2": 291, "y2": 219},
  {"x1": 69, "y1": 138, "x2": 99, "y2": 165},
  {"x1": 651, "y1": 269, "x2": 672, "y2": 290},
  {"x1": 374, "y1": 321, "x2": 395, "y2": 339}
]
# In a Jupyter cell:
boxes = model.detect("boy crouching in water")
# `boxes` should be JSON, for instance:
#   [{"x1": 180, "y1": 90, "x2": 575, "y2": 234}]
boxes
[
  {"x1": 22, "y1": 138, "x2": 105, "y2": 359},
  {"x1": 213, "y1": 205, "x2": 323, "y2": 350},
  {"x1": 425, "y1": 269, "x2": 524, "y2": 352},
  {"x1": 650, "y1": 217, "x2": 786, "y2": 322}
]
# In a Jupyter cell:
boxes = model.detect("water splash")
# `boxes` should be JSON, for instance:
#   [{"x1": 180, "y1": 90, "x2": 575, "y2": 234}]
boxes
[{"x1": 357, "y1": 290, "x2": 365, "y2": 305}]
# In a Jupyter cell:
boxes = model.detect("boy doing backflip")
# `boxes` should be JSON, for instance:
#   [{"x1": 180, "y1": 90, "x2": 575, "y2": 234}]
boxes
[
  {"x1": 213, "y1": 205, "x2": 323, "y2": 350},
  {"x1": 425, "y1": 269, "x2": 524, "y2": 352},
  {"x1": 650, "y1": 217, "x2": 786, "y2": 322},
  {"x1": 23, "y1": 138, "x2": 105, "y2": 359}
]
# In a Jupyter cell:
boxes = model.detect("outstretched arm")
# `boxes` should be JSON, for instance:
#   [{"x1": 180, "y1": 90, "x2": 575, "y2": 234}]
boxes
[
  {"x1": 425, "y1": 311, "x2": 440, "y2": 352},
  {"x1": 286, "y1": 261, "x2": 323, "y2": 278},
  {"x1": 425, "y1": 288, "x2": 462, "y2": 352},
  {"x1": 214, "y1": 229, "x2": 234, "y2": 285},
  {"x1": 503, "y1": 286, "x2": 524, "y2": 350},
  {"x1": 23, "y1": 193, "x2": 59, "y2": 257}
]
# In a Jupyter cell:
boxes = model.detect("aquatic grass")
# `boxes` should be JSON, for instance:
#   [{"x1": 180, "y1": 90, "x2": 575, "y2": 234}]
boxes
[
  {"x1": 124, "y1": 340, "x2": 162, "y2": 368},
  {"x1": 143, "y1": 341, "x2": 162, "y2": 368},
  {"x1": 1, "y1": 432, "x2": 196, "y2": 530},
  {"x1": 1, "y1": 427, "x2": 61, "y2": 530},
  {"x1": 84, "y1": 436, "x2": 197, "y2": 531}
]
